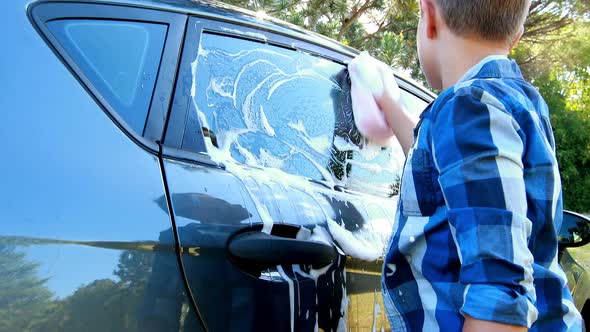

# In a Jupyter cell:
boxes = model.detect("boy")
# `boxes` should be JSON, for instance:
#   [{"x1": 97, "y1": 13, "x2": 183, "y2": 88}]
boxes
[{"x1": 348, "y1": 0, "x2": 584, "y2": 331}]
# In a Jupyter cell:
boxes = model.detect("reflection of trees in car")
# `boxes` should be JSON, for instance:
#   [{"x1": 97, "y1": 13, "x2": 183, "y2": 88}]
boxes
[
  {"x1": 202, "y1": 127, "x2": 219, "y2": 148},
  {"x1": 0, "y1": 245, "x2": 53, "y2": 331},
  {"x1": 34, "y1": 249, "x2": 190, "y2": 332},
  {"x1": 327, "y1": 68, "x2": 359, "y2": 182},
  {"x1": 138, "y1": 239, "x2": 199, "y2": 332},
  {"x1": 388, "y1": 175, "x2": 401, "y2": 198},
  {"x1": 327, "y1": 68, "x2": 402, "y2": 197},
  {"x1": 0, "y1": 244, "x2": 194, "y2": 331},
  {"x1": 329, "y1": 148, "x2": 353, "y2": 181},
  {"x1": 560, "y1": 213, "x2": 590, "y2": 244},
  {"x1": 567, "y1": 220, "x2": 590, "y2": 243}
]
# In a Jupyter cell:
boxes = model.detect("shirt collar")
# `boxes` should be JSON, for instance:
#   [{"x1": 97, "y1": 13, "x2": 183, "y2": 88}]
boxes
[
  {"x1": 418, "y1": 55, "x2": 524, "y2": 120},
  {"x1": 457, "y1": 54, "x2": 524, "y2": 84}
]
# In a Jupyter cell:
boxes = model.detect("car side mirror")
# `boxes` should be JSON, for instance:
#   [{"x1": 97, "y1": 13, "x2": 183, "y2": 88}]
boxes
[{"x1": 558, "y1": 210, "x2": 590, "y2": 248}]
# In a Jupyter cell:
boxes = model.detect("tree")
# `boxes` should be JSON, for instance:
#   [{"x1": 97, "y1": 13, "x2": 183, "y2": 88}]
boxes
[
  {"x1": 222, "y1": 0, "x2": 419, "y2": 68},
  {"x1": 528, "y1": 18, "x2": 590, "y2": 212},
  {"x1": 223, "y1": 0, "x2": 590, "y2": 210},
  {"x1": 223, "y1": 0, "x2": 586, "y2": 78},
  {"x1": 534, "y1": 63, "x2": 590, "y2": 212},
  {"x1": 514, "y1": 2, "x2": 589, "y2": 80}
]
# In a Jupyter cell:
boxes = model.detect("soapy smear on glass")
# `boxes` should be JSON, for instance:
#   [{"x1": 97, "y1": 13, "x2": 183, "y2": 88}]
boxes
[
  {"x1": 183, "y1": 30, "x2": 431, "y2": 332},
  {"x1": 190, "y1": 32, "x2": 409, "y2": 198},
  {"x1": 188, "y1": 29, "x2": 404, "y2": 299}
]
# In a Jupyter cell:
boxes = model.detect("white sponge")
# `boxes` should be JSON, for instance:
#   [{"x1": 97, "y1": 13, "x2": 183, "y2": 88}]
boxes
[{"x1": 348, "y1": 52, "x2": 396, "y2": 146}]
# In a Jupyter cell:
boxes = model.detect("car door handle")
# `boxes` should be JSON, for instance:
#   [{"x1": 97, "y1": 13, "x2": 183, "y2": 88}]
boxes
[{"x1": 228, "y1": 231, "x2": 336, "y2": 268}]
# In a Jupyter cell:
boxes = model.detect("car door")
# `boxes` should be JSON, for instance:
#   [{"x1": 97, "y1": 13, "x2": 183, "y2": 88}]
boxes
[
  {"x1": 342, "y1": 88, "x2": 430, "y2": 331},
  {"x1": 160, "y1": 16, "x2": 432, "y2": 331},
  {"x1": 558, "y1": 210, "x2": 590, "y2": 329},
  {"x1": 1, "y1": 2, "x2": 202, "y2": 331}
]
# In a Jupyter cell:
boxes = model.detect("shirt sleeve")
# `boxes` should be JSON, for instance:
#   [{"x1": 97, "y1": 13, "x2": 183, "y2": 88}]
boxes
[{"x1": 430, "y1": 87, "x2": 538, "y2": 327}]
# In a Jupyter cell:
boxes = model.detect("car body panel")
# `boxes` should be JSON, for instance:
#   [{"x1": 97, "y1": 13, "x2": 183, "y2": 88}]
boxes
[
  {"x1": 561, "y1": 249, "x2": 590, "y2": 311},
  {"x1": 0, "y1": 0, "x2": 200, "y2": 330},
  {"x1": 160, "y1": 14, "x2": 416, "y2": 330},
  {"x1": 162, "y1": 155, "x2": 398, "y2": 330},
  {"x1": 559, "y1": 211, "x2": 590, "y2": 328},
  {"x1": 4, "y1": 0, "x2": 587, "y2": 331}
]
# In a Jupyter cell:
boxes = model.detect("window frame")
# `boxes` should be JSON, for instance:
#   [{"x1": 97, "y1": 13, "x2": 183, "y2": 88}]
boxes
[
  {"x1": 29, "y1": 2, "x2": 187, "y2": 151},
  {"x1": 163, "y1": 17, "x2": 351, "y2": 155},
  {"x1": 164, "y1": 15, "x2": 434, "y2": 172}
]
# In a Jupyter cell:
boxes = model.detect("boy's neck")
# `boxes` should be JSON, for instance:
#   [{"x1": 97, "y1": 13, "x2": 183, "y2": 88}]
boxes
[{"x1": 437, "y1": 34, "x2": 510, "y2": 90}]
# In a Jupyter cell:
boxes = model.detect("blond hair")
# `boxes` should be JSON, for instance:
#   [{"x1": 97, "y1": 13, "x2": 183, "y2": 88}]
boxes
[{"x1": 435, "y1": 0, "x2": 530, "y2": 44}]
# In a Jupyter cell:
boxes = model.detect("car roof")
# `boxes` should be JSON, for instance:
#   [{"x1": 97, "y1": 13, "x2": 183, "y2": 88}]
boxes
[{"x1": 34, "y1": 0, "x2": 435, "y2": 99}]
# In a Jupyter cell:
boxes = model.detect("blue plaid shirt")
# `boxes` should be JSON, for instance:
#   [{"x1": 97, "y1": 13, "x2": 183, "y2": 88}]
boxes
[{"x1": 382, "y1": 56, "x2": 583, "y2": 331}]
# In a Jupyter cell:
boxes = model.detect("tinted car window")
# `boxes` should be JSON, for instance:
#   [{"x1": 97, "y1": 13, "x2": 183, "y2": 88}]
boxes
[
  {"x1": 343, "y1": 91, "x2": 428, "y2": 196},
  {"x1": 400, "y1": 90, "x2": 429, "y2": 117},
  {"x1": 560, "y1": 212, "x2": 590, "y2": 244},
  {"x1": 190, "y1": 32, "x2": 428, "y2": 197},
  {"x1": 48, "y1": 20, "x2": 167, "y2": 134}
]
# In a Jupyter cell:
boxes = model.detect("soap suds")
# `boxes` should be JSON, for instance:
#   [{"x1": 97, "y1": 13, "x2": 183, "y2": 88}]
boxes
[
  {"x1": 277, "y1": 265, "x2": 295, "y2": 332},
  {"x1": 327, "y1": 219, "x2": 382, "y2": 261},
  {"x1": 188, "y1": 31, "x2": 402, "y2": 331}
]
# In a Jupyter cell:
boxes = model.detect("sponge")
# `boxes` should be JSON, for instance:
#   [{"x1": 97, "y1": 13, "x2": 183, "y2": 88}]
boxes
[{"x1": 348, "y1": 52, "x2": 395, "y2": 146}]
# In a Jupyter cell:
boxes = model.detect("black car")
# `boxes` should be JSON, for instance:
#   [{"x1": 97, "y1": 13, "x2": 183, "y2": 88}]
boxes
[
  {"x1": 559, "y1": 211, "x2": 590, "y2": 329},
  {"x1": 0, "y1": 0, "x2": 588, "y2": 331}
]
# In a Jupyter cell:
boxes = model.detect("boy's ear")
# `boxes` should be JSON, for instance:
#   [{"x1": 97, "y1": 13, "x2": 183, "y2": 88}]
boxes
[
  {"x1": 509, "y1": 25, "x2": 525, "y2": 50},
  {"x1": 420, "y1": 0, "x2": 439, "y2": 40}
]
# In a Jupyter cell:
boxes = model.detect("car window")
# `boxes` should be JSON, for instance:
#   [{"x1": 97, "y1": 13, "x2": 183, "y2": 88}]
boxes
[
  {"x1": 188, "y1": 32, "x2": 429, "y2": 197},
  {"x1": 400, "y1": 90, "x2": 429, "y2": 117},
  {"x1": 47, "y1": 19, "x2": 167, "y2": 134},
  {"x1": 343, "y1": 90, "x2": 428, "y2": 196},
  {"x1": 560, "y1": 212, "x2": 590, "y2": 244}
]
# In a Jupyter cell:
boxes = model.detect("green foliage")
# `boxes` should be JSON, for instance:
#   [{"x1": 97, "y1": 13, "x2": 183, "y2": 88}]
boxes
[
  {"x1": 221, "y1": 0, "x2": 582, "y2": 80},
  {"x1": 524, "y1": 15, "x2": 590, "y2": 212},
  {"x1": 537, "y1": 67, "x2": 590, "y2": 212}
]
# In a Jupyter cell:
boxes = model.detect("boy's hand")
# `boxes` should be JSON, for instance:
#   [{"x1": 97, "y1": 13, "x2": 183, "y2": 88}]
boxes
[
  {"x1": 348, "y1": 52, "x2": 395, "y2": 146},
  {"x1": 348, "y1": 52, "x2": 417, "y2": 154},
  {"x1": 348, "y1": 52, "x2": 401, "y2": 106}
]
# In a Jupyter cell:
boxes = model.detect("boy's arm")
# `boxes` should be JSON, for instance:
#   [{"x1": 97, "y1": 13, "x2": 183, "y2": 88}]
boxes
[
  {"x1": 377, "y1": 93, "x2": 417, "y2": 155},
  {"x1": 464, "y1": 315, "x2": 527, "y2": 332},
  {"x1": 430, "y1": 88, "x2": 538, "y2": 328},
  {"x1": 373, "y1": 60, "x2": 418, "y2": 155},
  {"x1": 347, "y1": 54, "x2": 418, "y2": 155}
]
